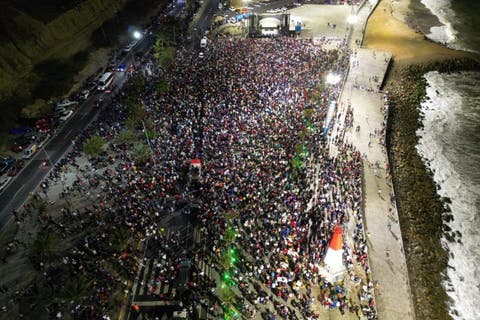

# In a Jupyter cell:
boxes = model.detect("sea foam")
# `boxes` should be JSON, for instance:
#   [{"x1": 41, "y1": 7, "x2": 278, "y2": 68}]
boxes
[
  {"x1": 420, "y1": 0, "x2": 459, "y2": 47},
  {"x1": 417, "y1": 71, "x2": 480, "y2": 320}
]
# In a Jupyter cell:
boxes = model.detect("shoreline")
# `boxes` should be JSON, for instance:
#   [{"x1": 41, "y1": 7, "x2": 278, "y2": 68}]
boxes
[{"x1": 363, "y1": 0, "x2": 480, "y2": 318}]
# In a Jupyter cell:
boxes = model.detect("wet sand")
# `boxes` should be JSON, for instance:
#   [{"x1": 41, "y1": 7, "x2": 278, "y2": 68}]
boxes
[{"x1": 363, "y1": 0, "x2": 477, "y2": 67}]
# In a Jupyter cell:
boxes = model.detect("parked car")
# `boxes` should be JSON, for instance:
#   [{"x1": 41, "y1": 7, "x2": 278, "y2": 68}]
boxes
[
  {"x1": 198, "y1": 52, "x2": 204, "y2": 59},
  {"x1": 59, "y1": 110, "x2": 74, "y2": 122},
  {"x1": 7, "y1": 160, "x2": 24, "y2": 176},
  {"x1": 23, "y1": 144, "x2": 38, "y2": 159},
  {"x1": 117, "y1": 63, "x2": 127, "y2": 72},
  {"x1": 80, "y1": 90, "x2": 90, "y2": 100},
  {"x1": 56, "y1": 99, "x2": 78, "y2": 108},
  {"x1": 122, "y1": 40, "x2": 138, "y2": 53},
  {"x1": 0, "y1": 177, "x2": 12, "y2": 192},
  {"x1": 11, "y1": 136, "x2": 32, "y2": 152},
  {"x1": 35, "y1": 118, "x2": 51, "y2": 133},
  {"x1": 0, "y1": 157, "x2": 15, "y2": 175},
  {"x1": 54, "y1": 106, "x2": 67, "y2": 113}
]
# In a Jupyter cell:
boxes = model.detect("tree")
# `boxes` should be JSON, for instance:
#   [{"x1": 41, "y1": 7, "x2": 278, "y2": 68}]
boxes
[
  {"x1": 35, "y1": 199, "x2": 48, "y2": 217},
  {"x1": 144, "y1": 118, "x2": 157, "y2": 139},
  {"x1": 132, "y1": 142, "x2": 151, "y2": 165},
  {"x1": 153, "y1": 44, "x2": 175, "y2": 70},
  {"x1": 31, "y1": 232, "x2": 60, "y2": 261},
  {"x1": 83, "y1": 135, "x2": 106, "y2": 156},
  {"x1": 126, "y1": 99, "x2": 145, "y2": 124},
  {"x1": 219, "y1": 251, "x2": 233, "y2": 271},
  {"x1": 155, "y1": 79, "x2": 169, "y2": 94},
  {"x1": 60, "y1": 275, "x2": 93, "y2": 303},
  {"x1": 132, "y1": 75, "x2": 145, "y2": 96},
  {"x1": 112, "y1": 226, "x2": 131, "y2": 251},
  {"x1": 153, "y1": 34, "x2": 168, "y2": 58},
  {"x1": 126, "y1": 115, "x2": 141, "y2": 130},
  {"x1": 219, "y1": 285, "x2": 235, "y2": 305},
  {"x1": 116, "y1": 129, "x2": 137, "y2": 146}
]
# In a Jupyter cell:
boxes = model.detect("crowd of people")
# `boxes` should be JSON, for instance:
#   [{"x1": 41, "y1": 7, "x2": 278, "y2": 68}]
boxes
[
  {"x1": 147, "y1": 35, "x2": 377, "y2": 319},
  {"x1": 1, "y1": 32, "x2": 379, "y2": 319}
]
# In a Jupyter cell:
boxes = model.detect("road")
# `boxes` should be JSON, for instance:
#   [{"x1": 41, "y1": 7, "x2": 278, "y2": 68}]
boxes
[
  {"x1": 0, "y1": 0, "x2": 220, "y2": 231},
  {"x1": 0, "y1": 31, "x2": 156, "y2": 230}
]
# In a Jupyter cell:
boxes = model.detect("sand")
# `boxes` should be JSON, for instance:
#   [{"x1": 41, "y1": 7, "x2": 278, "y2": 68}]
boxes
[{"x1": 363, "y1": 0, "x2": 478, "y2": 67}]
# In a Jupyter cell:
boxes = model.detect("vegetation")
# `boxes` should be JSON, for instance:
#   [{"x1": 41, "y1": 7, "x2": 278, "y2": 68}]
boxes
[
  {"x1": 60, "y1": 275, "x2": 93, "y2": 303},
  {"x1": 83, "y1": 135, "x2": 106, "y2": 156},
  {"x1": 143, "y1": 118, "x2": 158, "y2": 139},
  {"x1": 153, "y1": 35, "x2": 176, "y2": 69},
  {"x1": 32, "y1": 51, "x2": 90, "y2": 99},
  {"x1": 91, "y1": 0, "x2": 169, "y2": 48},
  {"x1": 155, "y1": 79, "x2": 170, "y2": 94},
  {"x1": 31, "y1": 232, "x2": 61, "y2": 262},
  {"x1": 159, "y1": 47, "x2": 176, "y2": 68},
  {"x1": 132, "y1": 142, "x2": 151, "y2": 165},
  {"x1": 116, "y1": 129, "x2": 137, "y2": 146}
]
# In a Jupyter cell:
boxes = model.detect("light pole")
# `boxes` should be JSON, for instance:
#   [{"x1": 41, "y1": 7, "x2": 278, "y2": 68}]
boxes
[
  {"x1": 129, "y1": 29, "x2": 144, "y2": 69},
  {"x1": 141, "y1": 120, "x2": 157, "y2": 167}
]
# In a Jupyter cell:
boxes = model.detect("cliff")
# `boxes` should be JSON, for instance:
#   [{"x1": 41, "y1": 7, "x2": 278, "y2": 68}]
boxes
[{"x1": 0, "y1": 0, "x2": 124, "y2": 93}]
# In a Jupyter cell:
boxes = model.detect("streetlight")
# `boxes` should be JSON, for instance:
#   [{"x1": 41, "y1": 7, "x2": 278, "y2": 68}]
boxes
[
  {"x1": 326, "y1": 72, "x2": 341, "y2": 85},
  {"x1": 128, "y1": 29, "x2": 143, "y2": 70},
  {"x1": 347, "y1": 15, "x2": 358, "y2": 24},
  {"x1": 133, "y1": 30, "x2": 143, "y2": 40}
]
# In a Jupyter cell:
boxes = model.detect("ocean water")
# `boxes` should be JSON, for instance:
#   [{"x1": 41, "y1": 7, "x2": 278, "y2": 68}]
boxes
[
  {"x1": 417, "y1": 71, "x2": 480, "y2": 320},
  {"x1": 408, "y1": 1, "x2": 480, "y2": 318},
  {"x1": 418, "y1": 0, "x2": 480, "y2": 52}
]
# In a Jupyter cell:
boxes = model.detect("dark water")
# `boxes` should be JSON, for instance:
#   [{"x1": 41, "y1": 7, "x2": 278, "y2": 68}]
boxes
[
  {"x1": 407, "y1": 0, "x2": 480, "y2": 318},
  {"x1": 409, "y1": 0, "x2": 480, "y2": 52}
]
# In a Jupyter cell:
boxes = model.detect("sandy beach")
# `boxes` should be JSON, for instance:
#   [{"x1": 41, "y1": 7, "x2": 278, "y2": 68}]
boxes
[{"x1": 363, "y1": 0, "x2": 478, "y2": 66}]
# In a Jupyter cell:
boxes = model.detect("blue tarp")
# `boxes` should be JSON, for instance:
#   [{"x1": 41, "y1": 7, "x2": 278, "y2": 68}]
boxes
[{"x1": 9, "y1": 126, "x2": 32, "y2": 135}]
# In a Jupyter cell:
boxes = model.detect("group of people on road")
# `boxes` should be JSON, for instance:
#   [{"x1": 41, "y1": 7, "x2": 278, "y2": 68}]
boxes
[
  {"x1": 144, "y1": 35, "x2": 377, "y2": 319},
  {"x1": 2, "y1": 34, "x2": 378, "y2": 320}
]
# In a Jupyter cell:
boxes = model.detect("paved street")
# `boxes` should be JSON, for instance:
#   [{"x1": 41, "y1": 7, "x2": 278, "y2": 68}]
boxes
[{"x1": 0, "y1": 23, "x2": 158, "y2": 230}]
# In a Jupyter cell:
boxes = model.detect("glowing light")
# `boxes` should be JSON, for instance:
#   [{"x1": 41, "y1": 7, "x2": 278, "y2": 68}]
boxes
[
  {"x1": 133, "y1": 30, "x2": 143, "y2": 40},
  {"x1": 347, "y1": 15, "x2": 358, "y2": 24},
  {"x1": 326, "y1": 72, "x2": 342, "y2": 85}
]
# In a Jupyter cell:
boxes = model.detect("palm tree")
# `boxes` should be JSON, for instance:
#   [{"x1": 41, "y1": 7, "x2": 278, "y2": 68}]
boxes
[
  {"x1": 83, "y1": 135, "x2": 106, "y2": 157},
  {"x1": 112, "y1": 226, "x2": 131, "y2": 251},
  {"x1": 132, "y1": 142, "x2": 151, "y2": 165},
  {"x1": 116, "y1": 129, "x2": 137, "y2": 146},
  {"x1": 155, "y1": 79, "x2": 169, "y2": 94},
  {"x1": 219, "y1": 251, "x2": 232, "y2": 271},
  {"x1": 36, "y1": 199, "x2": 48, "y2": 217},
  {"x1": 59, "y1": 275, "x2": 93, "y2": 303},
  {"x1": 219, "y1": 286, "x2": 236, "y2": 306},
  {"x1": 30, "y1": 230, "x2": 63, "y2": 263}
]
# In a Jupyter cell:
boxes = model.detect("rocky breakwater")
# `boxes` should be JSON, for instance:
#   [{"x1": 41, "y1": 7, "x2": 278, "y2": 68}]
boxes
[
  {"x1": 0, "y1": 0, "x2": 121, "y2": 93},
  {"x1": 385, "y1": 58, "x2": 480, "y2": 320}
]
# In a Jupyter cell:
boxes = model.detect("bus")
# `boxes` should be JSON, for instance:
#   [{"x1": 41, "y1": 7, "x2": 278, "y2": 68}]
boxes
[{"x1": 97, "y1": 72, "x2": 114, "y2": 91}]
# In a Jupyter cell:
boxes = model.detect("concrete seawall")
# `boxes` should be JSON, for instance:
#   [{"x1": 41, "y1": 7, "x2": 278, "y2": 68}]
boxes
[{"x1": 330, "y1": 46, "x2": 416, "y2": 319}]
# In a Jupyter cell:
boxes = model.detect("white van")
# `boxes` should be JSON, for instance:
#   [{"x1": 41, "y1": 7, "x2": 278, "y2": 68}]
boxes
[
  {"x1": 23, "y1": 144, "x2": 38, "y2": 159},
  {"x1": 200, "y1": 37, "x2": 207, "y2": 48},
  {"x1": 97, "y1": 72, "x2": 114, "y2": 91}
]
